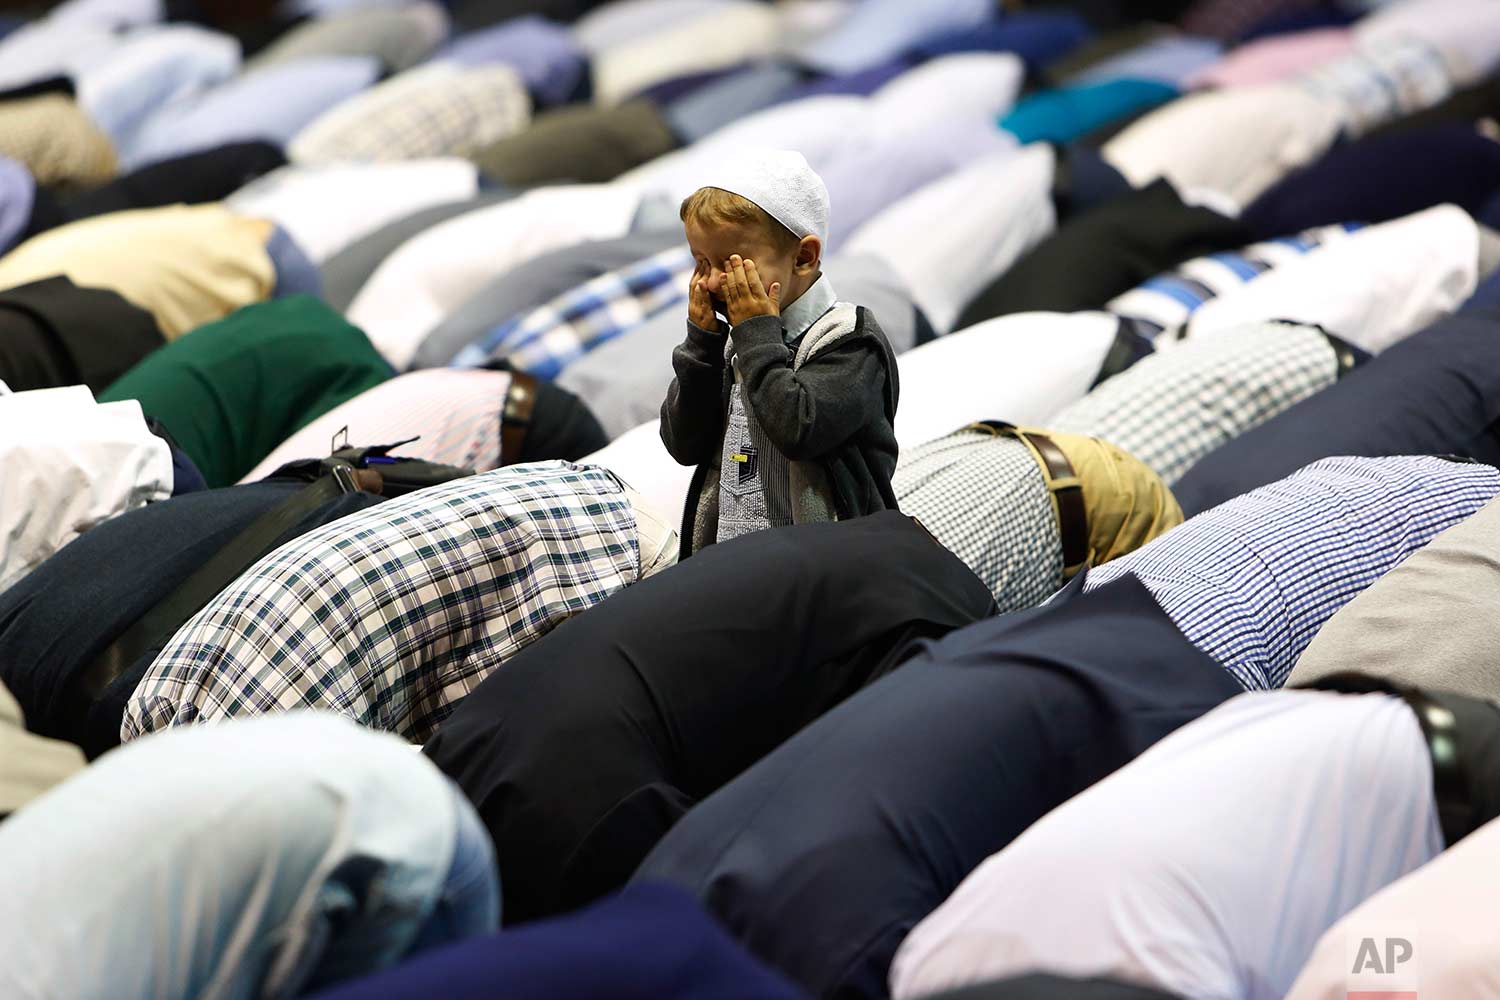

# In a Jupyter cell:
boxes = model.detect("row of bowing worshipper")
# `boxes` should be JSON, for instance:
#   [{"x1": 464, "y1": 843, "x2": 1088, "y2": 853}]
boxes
[{"x1": 7, "y1": 0, "x2": 1500, "y2": 996}]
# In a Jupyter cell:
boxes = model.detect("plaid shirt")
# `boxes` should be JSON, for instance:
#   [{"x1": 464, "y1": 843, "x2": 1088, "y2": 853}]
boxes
[
  {"x1": 454, "y1": 245, "x2": 694, "y2": 378},
  {"x1": 1107, "y1": 224, "x2": 1363, "y2": 339},
  {"x1": 1086, "y1": 455, "x2": 1500, "y2": 691},
  {"x1": 1297, "y1": 36, "x2": 1453, "y2": 138},
  {"x1": 290, "y1": 62, "x2": 532, "y2": 164},
  {"x1": 1052, "y1": 320, "x2": 1341, "y2": 486},
  {"x1": 123, "y1": 462, "x2": 643, "y2": 744},
  {"x1": 894, "y1": 430, "x2": 1063, "y2": 610}
]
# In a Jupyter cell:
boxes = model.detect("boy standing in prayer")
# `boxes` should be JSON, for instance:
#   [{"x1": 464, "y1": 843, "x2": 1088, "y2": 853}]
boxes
[{"x1": 661, "y1": 150, "x2": 900, "y2": 557}]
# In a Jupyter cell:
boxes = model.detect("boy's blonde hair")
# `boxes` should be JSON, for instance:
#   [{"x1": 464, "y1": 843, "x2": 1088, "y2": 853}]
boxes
[{"x1": 680, "y1": 187, "x2": 802, "y2": 256}]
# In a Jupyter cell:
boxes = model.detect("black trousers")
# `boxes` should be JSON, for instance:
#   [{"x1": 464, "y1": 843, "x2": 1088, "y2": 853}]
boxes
[
  {"x1": 635, "y1": 574, "x2": 1241, "y2": 1000},
  {"x1": 424, "y1": 512, "x2": 998, "y2": 924},
  {"x1": 924, "y1": 975, "x2": 1183, "y2": 1000},
  {"x1": 1174, "y1": 307, "x2": 1500, "y2": 516}
]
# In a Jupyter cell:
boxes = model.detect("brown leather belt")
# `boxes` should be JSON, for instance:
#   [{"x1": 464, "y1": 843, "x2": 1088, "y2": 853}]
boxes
[
  {"x1": 500, "y1": 371, "x2": 539, "y2": 466},
  {"x1": 969, "y1": 421, "x2": 1090, "y2": 576}
]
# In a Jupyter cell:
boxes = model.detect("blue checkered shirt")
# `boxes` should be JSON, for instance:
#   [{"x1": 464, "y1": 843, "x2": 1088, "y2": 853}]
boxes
[
  {"x1": 454, "y1": 245, "x2": 694, "y2": 378},
  {"x1": 123, "y1": 463, "x2": 643, "y2": 743},
  {"x1": 1086, "y1": 455, "x2": 1500, "y2": 691}
]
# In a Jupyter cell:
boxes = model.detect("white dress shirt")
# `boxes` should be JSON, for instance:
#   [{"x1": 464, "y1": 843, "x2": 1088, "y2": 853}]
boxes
[
  {"x1": 794, "y1": 0, "x2": 991, "y2": 76},
  {"x1": 1188, "y1": 204, "x2": 1480, "y2": 354},
  {"x1": 1106, "y1": 223, "x2": 1360, "y2": 335},
  {"x1": 618, "y1": 95, "x2": 870, "y2": 206},
  {"x1": 894, "y1": 311, "x2": 1119, "y2": 448},
  {"x1": 809, "y1": 55, "x2": 1027, "y2": 245},
  {"x1": 0, "y1": 19, "x2": 119, "y2": 91},
  {"x1": 120, "y1": 56, "x2": 381, "y2": 170},
  {"x1": 773, "y1": 0, "x2": 855, "y2": 55},
  {"x1": 225, "y1": 159, "x2": 479, "y2": 265},
  {"x1": 591, "y1": 1, "x2": 780, "y2": 106},
  {"x1": 1286, "y1": 815, "x2": 1500, "y2": 1000},
  {"x1": 866, "y1": 52, "x2": 1024, "y2": 134},
  {"x1": 346, "y1": 183, "x2": 642, "y2": 369},
  {"x1": 588, "y1": 437, "x2": 858, "y2": 576},
  {"x1": 48, "y1": 0, "x2": 162, "y2": 28},
  {"x1": 891, "y1": 690, "x2": 1443, "y2": 1000},
  {"x1": 845, "y1": 144, "x2": 1056, "y2": 335},
  {"x1": 1103, "y1": 84, "x2": 1344, "y2": 211},
  {"x1": 240, "y1": 368, "x2": 516, "y2": 483},
  {"x1": 583, "y1": 419, "x2": 695, "y2": 535},
  {"x1": 821, "y1": 121, "x2": 1018, "y2": 253},
  {"x1": 622, "y1": 54, "x2": 1022, "y2": 212},
  {"x1": 0, "y1": 386, "x2": 173, "y2": 597},
  {"x1": 620, "y1": 482, "x2": 681, "y2": 578}
]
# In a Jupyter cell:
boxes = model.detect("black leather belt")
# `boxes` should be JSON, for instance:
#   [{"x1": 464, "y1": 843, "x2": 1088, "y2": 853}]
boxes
[
  {"x1": 500, "y1": 371, "x2": 539, "y2": 466},
  {"x1": 969, "y1": 421, "x2": 1090, "y2": 575},
  {"x1": 1404, "y1": 687, "x2": 1475, "y2": 847}
]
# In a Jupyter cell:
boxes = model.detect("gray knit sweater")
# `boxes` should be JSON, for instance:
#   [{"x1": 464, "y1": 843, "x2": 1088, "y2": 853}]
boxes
[{"x1": 660, "y1": 300, "x2": 900, "y2": 558}]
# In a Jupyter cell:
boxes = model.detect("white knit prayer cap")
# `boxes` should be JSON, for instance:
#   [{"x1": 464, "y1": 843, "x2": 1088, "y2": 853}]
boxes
[{"x1": 695, "y1": 148, "x2": 830, "y2": 245}]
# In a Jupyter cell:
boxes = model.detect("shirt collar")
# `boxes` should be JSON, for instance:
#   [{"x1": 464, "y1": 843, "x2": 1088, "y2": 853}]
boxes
[{"x1": 780, "y1": 273, "x2": 838, "y2": 345}]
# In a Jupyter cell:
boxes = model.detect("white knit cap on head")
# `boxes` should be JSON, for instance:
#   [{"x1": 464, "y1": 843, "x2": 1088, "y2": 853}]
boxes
[{"x1": 695, "y1": 149, "x2": 830, "y2": 245}]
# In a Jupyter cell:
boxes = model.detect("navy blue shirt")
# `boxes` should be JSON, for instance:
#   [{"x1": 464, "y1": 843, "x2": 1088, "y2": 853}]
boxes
[
  {"x1": 306, "y1": 883, "x2": 809, "y2": 1000},
  {"x1": 1243, "y1": 125, "x2": 1500, "y2": 241},
  {"x1": 0, "y1": 480, "x2": 381, "y2": 752}
]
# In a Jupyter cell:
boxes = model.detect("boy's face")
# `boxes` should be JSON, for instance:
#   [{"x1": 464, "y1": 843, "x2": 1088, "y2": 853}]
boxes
[{"x1": 685, "y1": 219, "x2": 812, "y2": 317}]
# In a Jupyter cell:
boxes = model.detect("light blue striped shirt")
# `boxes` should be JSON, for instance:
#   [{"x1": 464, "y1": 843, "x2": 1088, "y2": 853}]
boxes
[{"x1": 1086, "y1": 455, "x2": 1500, "y2": 690}]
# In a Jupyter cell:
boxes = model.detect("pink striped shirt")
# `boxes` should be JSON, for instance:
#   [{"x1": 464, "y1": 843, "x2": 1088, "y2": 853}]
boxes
[
  {"x1": 1188, "y1": 28, "x2": 1355, "y2": 90},
  {"x1": 241, "y1": 368, "x2": 513, "y2": 482}
]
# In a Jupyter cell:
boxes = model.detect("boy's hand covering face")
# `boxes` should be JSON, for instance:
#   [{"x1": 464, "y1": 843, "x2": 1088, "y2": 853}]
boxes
[
  {"x1": 688, "y1": 260, "x2": 721, "y2": 331},
  {"x1": 723, "y1": 254, "x2": 781, "y2": 329}
]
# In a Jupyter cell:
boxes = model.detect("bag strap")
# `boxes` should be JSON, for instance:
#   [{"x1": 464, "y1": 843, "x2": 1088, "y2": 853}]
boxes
[{"x1": 67, "y1": 468, "x2": 364, "y2": 708}]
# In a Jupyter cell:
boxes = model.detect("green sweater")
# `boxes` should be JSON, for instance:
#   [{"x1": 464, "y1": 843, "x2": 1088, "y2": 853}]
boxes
[{"x1": 101, "y1": 296, "x2": 393, "y2": 488}]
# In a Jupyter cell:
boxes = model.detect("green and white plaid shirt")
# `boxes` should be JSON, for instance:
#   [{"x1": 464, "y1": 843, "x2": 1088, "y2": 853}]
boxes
[{"x1": 123, "y1": 462, "x2": 644, "y2": 744}]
